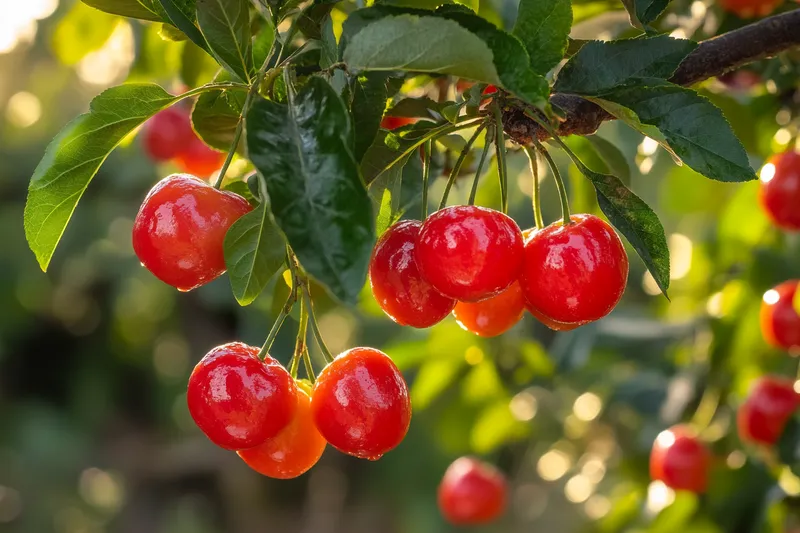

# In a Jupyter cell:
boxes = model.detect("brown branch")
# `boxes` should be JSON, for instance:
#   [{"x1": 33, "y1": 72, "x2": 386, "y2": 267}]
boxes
[{"x1": 503, "y1": 8, "x2": 800, "y2": 145}]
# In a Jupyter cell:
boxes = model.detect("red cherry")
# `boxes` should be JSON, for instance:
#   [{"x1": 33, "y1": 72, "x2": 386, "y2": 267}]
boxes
[
  {"x1": 718, "y1": 69, "x2": 761, "y2": 91},
  {"x1": 718, "y1": 0, "x2": 783, "y2": 18},
  {"x1": 238, "y1": 386, "x2": 327, "y2": 478},
  {"x1": 187, "y1": 342, "x2": 297, "y2": 450},
  {"x1": 175, "y1": 135, "x2": 226, "y2": 177},
  {"x1": 142, "y1": 107, "x2": 195, "y2": 162},
  {"x1": 759, "y1": 151, "x2": 800, "y2": 231},
  {"x1": 483, "y1": 85, "x2": 498, "y2": 96},
  {"x1": 453, "y1": 281, "x2": 525, "y2": 337},
  {"x1": 738, "y1": 376, "x2": 800, "y2": 445},
  {"x1": 649, "y1": 425, "x2": 710, "y2": 493},
  {"x1": 760, "y1": 280, "x2": 800, "y2": 352},
  {"x1": 381, "y1": 116, "x2": 416, "y2": 130},
  {"x1": 311, "y1": 347, "x2": 411, "y2": 460},
  {"x1": 438, "y1": 457, "x2": 508, "y2": 525},
  {"x1": 415, "y1": 206, "x2": 524, "y2": 302},
  {"x1": 369, "y1": 221, "x2": 456, "y2": 328},
  {"x1": 526, "y1": 303, "x2": 583, "y2": 331},
  {"x1": 132, "y1": 174, "x2": 252, "y2": 291},
  {"x1": 520, "y1": 214, "x2": 629, "y2": 324}
]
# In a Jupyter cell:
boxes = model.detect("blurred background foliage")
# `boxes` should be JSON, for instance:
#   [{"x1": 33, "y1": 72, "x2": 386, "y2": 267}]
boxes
[{"x1": 1, "y1": 0, "x2": 800, "y2": 532}]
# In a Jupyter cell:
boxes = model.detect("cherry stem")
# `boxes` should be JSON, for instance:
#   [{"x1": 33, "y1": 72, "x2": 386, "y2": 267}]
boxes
[
  {"x1": 491, "y1": 102, "x2": 509, "y2": 214},
  {"x1": 468, "y1": 128, "x2": 493, "y2": 206},
  {"x1": 304, "y1": 287, "x2": 335, "y2": 364},
  {"x1": 523, "y1": 146, "x2": 544, "y2": 230},
  {"x1": 421, "y1": 139, "x2": 432, "y2": 220},
  {"x1": 439, "y1": 123, "x2": 486, "y2": 210},
  {"x1": 690, "y1": 386, "x2": 721, "y2": 434},
  {"x1": 302, "y1": 347, "x2": 316, "y2": 382},
  {"x1": 535, "y1": 141, "x2": 571, "y2": 226},
  {"x1": 288, "y1": 293, "x2": 309, "y2": 380}
]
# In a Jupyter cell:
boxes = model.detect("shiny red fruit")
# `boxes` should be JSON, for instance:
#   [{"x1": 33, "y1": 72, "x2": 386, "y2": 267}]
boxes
[
  {"x1": 175, "y1": 135, "x2": 226, "y2": 177},
  {"x1": 453, "y1": 281, "x2": 525, "y2": 337},
  {"x1": 132, "y1": 174, "x2": 252, "y2": 291},
  {"x1": 719, "y1": 0, "x2": 783, "y2": 18},
  {"x1": 759, "y1": 151, "x2": 800, "y2": 231},
  {"x1": 738, "y1": 376, "x2": 800, "y2": 445},
  {"x1": 311, "y1": 347, "x2": 411, "y2": 460},
  {"x1": 438, "y1": 457, "x2": 508, "y2": 525},
  {"x1": 187, "y1": 342, "x2": 298, "y2": 450},
  {"x1": 142, "y1": 107, "x2": 195, "y2": 162},
  {"x1": 415, "y1": 206, "x2": 524, "y2": 302},
  {"x1": 760, "y1": 280, "x2": 800, "y2": 352},
  {"x1": 238, "y1": 386, "x2": 327, "y2": 479},
  {"x1": 483, "y1": 85, "x2": 498, "y2": 96},
  {"x1": 526, "y1": 303, "x2": 583, "y2": 331},
  {"x1": 381, "y1": 116, "x2": 416, "y2": 130},
  {"x1": 650, "y1": 425, "x2": 710, "y2": 493},
  {"x1": 520, "y1": 214, "x2": 628, "y2": 324},
  {"x1": 369, "y1": 221, "x2": 456, "y2": 328}
]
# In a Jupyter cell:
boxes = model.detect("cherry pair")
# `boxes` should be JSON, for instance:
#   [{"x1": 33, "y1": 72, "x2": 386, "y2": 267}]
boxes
[{"x1": 143, "y1": 106, "x2": 226, "y2": 177}]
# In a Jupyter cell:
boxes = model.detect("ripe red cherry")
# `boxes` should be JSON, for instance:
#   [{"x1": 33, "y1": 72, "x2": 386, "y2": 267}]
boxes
[
  {"x1": 650, "y1": 425, "x2": 710, "y2": 493},
  {"x1": 381, "y1": 116, "x2": 416, "y2": 130},
  {"x1": 520, "y1": 214, "x2": 628, "y2": 324},
  {"x1": 369, "y1": 220, "x2": 456, "y2": 328},
  {"x1": 187, "y1": 342, "x2": 297, "y2": 450},
  {"x1": 175, "y1": 135, "x2": 226, "y2": 177},
  {"x1": 132, "y1": 174, "x2": 252, "y2": 291},
  {"x1": 760, "y1": 280, "x2": 800, "y2": 352},
  {"x1": 415, "y1": 206, "x2": 524, "y2": 302},
  {"x1": 738, "y1": 376, "x2": 800, "y2": 445},
  {"x1": 759, "y1": 151, "x2": 800, "y2": 231},
  {"x1": 526, "y1": 303, "x2": 583, "y2": 331},
  {"x1": 238, "y1": 386, "x2": 327, "y2": 478},
  {"x1": 311, "y1": 347, "x2": 411, "y2": 460},
  {"x1": 718, "y1": 0, "x2": 783, "y2": 18},
  {"x1": 438, "y1": 457, "x2": 508, "y2": 525},
  {"x1": 142, "y1": 107, "x2": 195, "y2": 162},
  {"x1": 453, "y1": 281, "x2": 525, "y2": 337}
]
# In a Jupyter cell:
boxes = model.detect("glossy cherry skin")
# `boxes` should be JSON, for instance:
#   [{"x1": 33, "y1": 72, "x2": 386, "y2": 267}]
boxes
[
  {"x1": 719, "y1": 0, "x2": 783, "y2": 18},
  {"x1": 142, "y1": 107, "x2": 195, "y2": 162},
  {"x1": 175, "y1": 134, "x2": 226, "y2": 177},
  {"x1": 369, "y1": 221, "x2": 456, "y2": 328},
  {"x1": 187, "y1": 342, "x2": 298, "y2": 450},
  {"x1": 760, "y1": 151, "x2": 800, "y2": 231},
  {"x1": 238, "y1": 386, "x2": 327, "y2": 479},
  {"x1": 738, "y1": 376, "x2": 800, "y2": 445},
  {"x1": 526, "y1": 302, "x2": 583, "y2": 331},
  {"x1": 760, "y1": 280, "x2": 800, "y2": 352},
  {"x1": 650, "y1": 425, "x2": 710, "y2": 493},
  {"x1": 381, "y1": 116, "x2": 416, "y2": 130},
  {"x1": 415, "y1": 206, "x2": 524, "y2": 302},
  {"x1": 453, "y1": 281, "x2": 525, "y2": 337},
  {"x1": 311, "y1": 347, "x2": 411, "y2": 460},
  {"x1": 438, "y1": 457, "x2": 508, "y2": 525},
  {"x1": 132, "y1": 174, "x2": 252, "y2": 291},
  {"x1": 520, "y1": 214, "x2": 629, "y2": 324}
]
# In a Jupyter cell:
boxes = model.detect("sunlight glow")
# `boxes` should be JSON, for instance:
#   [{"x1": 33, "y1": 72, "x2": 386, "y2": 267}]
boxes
[
  {"x1": 763, "y1": 289, "x2": 780, "y2": 305},
  {"x1": 760, "y1": 162, "x2": 776, "y2": 184},
  {"x1": 565, "y1": 475, "x2": 594, "y2": 503},
  {"x1": 537, "y1": 450, "x2": 572, "y2": 481},
  {"x1": 510, "y1": 391, "x2": 538, "y2": 421},
  {"x1": 0, "y1": 0, "x2": 58, "y2": 54},
  {"x1": 655, "y1": 429, "x2": 676, "y2": 448},
  {"x1": 573, "y1": 393, "x2": 602, "y2": 422},
  {"x1": 669, "y1": 233, "x2": 693, "y2": 280},
  {"x1": 5, "y1": 91, "x2": 42, "y2": 128},
  {"x1": 646, "y1": 481, "x2": 675, "y2": 513},
  {"x1": 639, "y1": 137, "x2": 660, "y2": 156},
  {"x1": 77, "y1": 21, "x2": 135, "y2": 86}
]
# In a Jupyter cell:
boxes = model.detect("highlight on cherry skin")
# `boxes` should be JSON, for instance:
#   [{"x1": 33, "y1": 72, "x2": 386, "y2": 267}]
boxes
[
  {"x1": 649, "y1": 425, "x2": 711, "y2": 493},
  {"x1": 759, "y1": 150, "x2": 800, "y2": 232},
  {"x1": 760, "y1": 280, "x2": 800, "y2": 352},
  {"x1": 438, "y1": 456, "x2": 509, "y2": 525}
]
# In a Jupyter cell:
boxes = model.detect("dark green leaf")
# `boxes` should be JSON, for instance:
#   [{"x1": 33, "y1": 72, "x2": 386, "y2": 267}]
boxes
[
  {"x1": 196, "y1": 0, "x2": 253, "y2": 82},
  {"x1": 370, "y1": 156, "x2": 408, "y2": 235},
  {"x1": 252, "y1": 23, "x2": 275, "y2": 68},
  {"x1": 180, "y1": 41, "x2": 220, "y2": 87},
  {"x1": 157, "y1": 0, "x2": 210, "y2": 53},
  {"x1": 586, "y1": 135, "x2": 631, "y2": 185},
  {"x1": 192, "y1": 87, "x2": 246, "y2": 151},
  {"x1": 512, "y1": 0, "x2": 572, "y2": 75},
  {"x1": 297, "y1": 4, "x2": 336, "y2": 40},
  {"x1": 554, "y1": 36, "x2": 697, "y2": 96},
  {"x1": 360, "y1": 123, "x2": 437, "y2": 184},
  {"x1": 621, "y1": 0, "x2": 670, "y2": 29},
  {"x1": 246, "y1": 77, "x2": 375, "y2": 304},
  {"x1": 386, "y1": 97, "x2": 452, "y2": 120},
  {"x1": 224, "y1": 203, "x2": 287, "y2": 306},
  {"x1": 778, "y1": 416, "x2": 800, "y2": 475},
  {"x1": 81, "y1": 0, "x2": 166, "y2": 21},
  {"x1": 352, "y1": 73, "x2": 389, "y2": 162},
  {"x1": 223, "y1": 180, "x2": 258, "y2": 206}
]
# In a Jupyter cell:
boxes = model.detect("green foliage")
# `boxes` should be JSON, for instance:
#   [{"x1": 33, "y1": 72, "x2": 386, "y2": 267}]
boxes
[
  {"x1": 192, "y1": 87, "x2": 246, "y2": 151},
  {"x1": 585, "y1": 134, "x2": 632, "y2": 184},
  {"x1": 54, "y1": 2, "x2": 120, "y2": 65},
  {"x1": 157, "y1": 0, "x2": 210, "y2": 54},
  {"x1": 196, "y1": 0, "x2": 254, "y2": 82},
  {"x1": 81, "y1": 0, "x2": 166, "y2": 21},
  {"x1": 512, "y1": 0, "x2": 572, "y2": 75},
  {"x1": 351, "y1": 73, "x2": 390, "y2": 162}
]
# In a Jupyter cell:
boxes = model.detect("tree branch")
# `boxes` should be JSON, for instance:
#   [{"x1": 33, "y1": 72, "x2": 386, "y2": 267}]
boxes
[{"x1": 503, "y1": 9, "x2": 800, "y2": 145}]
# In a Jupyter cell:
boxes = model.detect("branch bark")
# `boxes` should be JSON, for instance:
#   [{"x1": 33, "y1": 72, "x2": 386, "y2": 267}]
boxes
[{"x1": 503, "y1": 8, "x2": 800, "y2": 145}]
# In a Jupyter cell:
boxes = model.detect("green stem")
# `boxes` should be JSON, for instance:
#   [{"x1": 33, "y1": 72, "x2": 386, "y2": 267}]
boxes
[
  {"x1": 439, "y1": 124, "x2": 486, "y2": 210},
  {"x1": 257, "y1": 307, "x2": 289, "y2": 360},
  {"x1": 302, "y1": 347, "x2": 316, "y2": 382},
  {"x1": 274, "y1": 6, "x2": 307, "y2": 66},
  {"x1": 535, "y1": 141, "x2": 571, "y2": 226},
  {"x1": 289, "y1": 293, "x2": 309, "y2": 379},
  {"x1": 304, "y1": 287, "x2": 335, "y2": 364},
  {"x1": 421, "y1": 139, "x2": 432, "y2": 220},
  {"x1": 492, "y1": 102, "x2": 509, "y2": 214},
  {"x1": 523, "y1": 146, "x2": 544, "y2": 230},
  {"x1": 468, "y1": 129, "x2": 492, "y2": 206}
]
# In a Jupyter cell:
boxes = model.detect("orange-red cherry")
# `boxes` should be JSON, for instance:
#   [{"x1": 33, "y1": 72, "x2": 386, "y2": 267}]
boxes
[
  {"x1": 438, "y1": 457, "x2": 508, "y2": 525},
  {"x1": 520, "y1": 214, "x2": 628, "y2": 324},
  {"x1": 415, "y1": 206, "x2": 524, "y2": 302},
  {"x1": 142, "y1": 107, "x2": 195, "y2": 162},
  {"x1": 238, "y1": 386, "x2": 327, "y2": 478},
  {"x1": 175, "y1": 135, "x2": 226, "y2": 177},
  {"x1": 760, "y1": 151, "x2": 800, "y2": 231},
  {"x1": 187, "y1": 342, "x2": 297, "y2": 450},
  {"x1": 311, "y1": 347, "x2": 411, "y2": 460},
  {"x1": 453, "y1": 281, "x2": 525, "y2": 337},
  {"x1": 738, "y1": 376, "x2": 800, "y2": 445},
  {"x1": 369, "y1": 220, "x2": 456, "y2": 328},
  {"x1": 760, "y1": 280, "x2": 800, "y2": 352},
  {"x1": 718, "y1": 0, "x2": 783, "y2": 18},
  {"x1": 526, "y1": 303, "x2": 583, "y2": 331},
  {"x1": 132, "y1": 174, "x2": 252, "y2": 291},
  {"x1": 650, "y1": 425, "x2": 710, "y2": 493},
  {"x1": 381, "y1": 116, "x2": 416, "y2": 130}
]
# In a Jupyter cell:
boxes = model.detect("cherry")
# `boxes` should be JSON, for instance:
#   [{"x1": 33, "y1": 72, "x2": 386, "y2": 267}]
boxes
[
  {"x1": 738, "y1": 375, "x2": 799, "y2": 445},
  {"x1": 438, "y1": 457, "x2": 508, "y2": 525},
  {"x1": 526, "y1": 303, "x2": 583, "y2": 332},
  {"x1": 132, "y1": 174, "x2": 252, "y2": 291},
  {"x1": 238, "y1": 385, "x2": 327, "y2": 479},
  {"x1": 415, "y1": 206, "x2": 524, "y2": 302},
  {"x1": 175, "y1": 134, "x2": 226, "y2": 177},
  {"x1": 453, "y1": 281, "x2": 525, "y2": 337},
  {"x1": 719, "y1": 0, "x2": 783, "y2": 18},
  {"x1": 311, "y1": 347, "x2": 411, "y2": 460},
  {"x1": 381, "y1": 116, "x2": 416, "y2": 130},
  {"x1": 759, "y1": 151, "x2": 800, "y2": 231},
  {"x1": 142, "y1": 107, "x2": 195, "y2": 162},
  {"x1": 760, "y1": 280, "x2": 800, "y2": 352},
  {"x1": 520, "y1": 214, "x2": 628, "y2": 324},
  {"x1": 649, "y1": 425, "x2": 710, "y2": 493},
  {"x1": 369, "y1": 220, "x2": 456, "y2": 328},
  {"x1": 718, "y1": 69, "x2": 761, "y2": 92},
  {"x1": 187, "y1": 342, "x2": 297, "y2": 450}
]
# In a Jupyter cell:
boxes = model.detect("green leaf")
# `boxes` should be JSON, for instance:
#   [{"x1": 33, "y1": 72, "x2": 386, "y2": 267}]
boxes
[
  {"x1": 586, "y1": 135, "x2": 631, "y2": 185},
  {"x1": 512, "y1": 0, "x2": 572, "y2": 75},
  {"x1": 224, "y1": 203, "x2": 287, "y2": 306},
  {"x1": 54, "y1": 2, "x2": 120, "y2": 66},
  {"x1": 360, "y1": 123, "x2": 437, "y2": 184},
  {"x1": 223, "y1": 180, "x2": 258, "y2": 206},
  {"x1": 81, "y1": 0, "x2": 166, "y2": 21},
  {"x1": 192, "y1": 86, "x2": 246, "y2": 151},
  {"x1": 157, "y1": 0, "x2": 210, "y2": 54},
  {"x1": 621, "y1": 0, "x2": 669, "y2": 29},
  {"x1": 554, "y1": 36, "x2": 697, "y2": 96},
  {"x1": 594, "y1": 82, "x2": 757, "y2": 182},
  {"x1": 159, "y1": 23, "x2": 189, "y2": 41},
  {"x1": 351, "y1": 73, "x2": 389, "y2": 162},
  {"x1": 779, "y1": 417, "x2": 800, "y2": 476},
  {"x1": 246, "y1": 77, "x2": 376, "y2": 305},
  {"x1": 180, "y1": 41, "x2": 220, "y2": 88},
  {"x1": 369, "y1": 155, "x2": 409, "y2": 235},
  {"x1": 386, "y1": 97, "x2": 453, "y2": 120},
  {"x1": 252, "y1": 22, "x2": 275, "y2": 68},
  {"x1": 196, "y1": 0, "x2": 253, "y2": 82}
]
